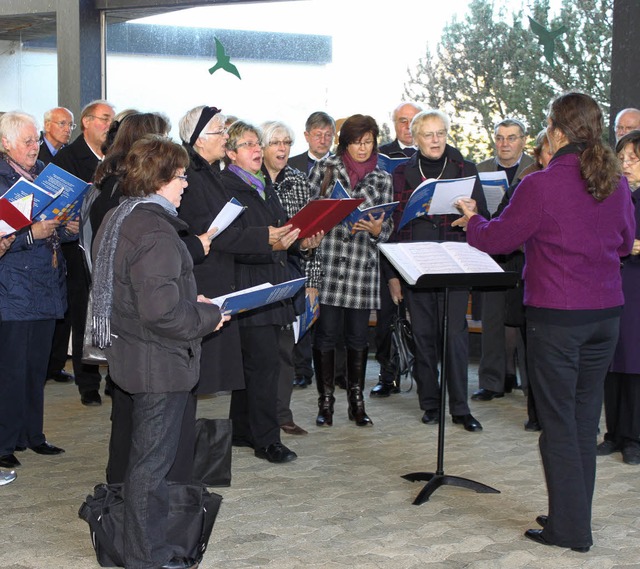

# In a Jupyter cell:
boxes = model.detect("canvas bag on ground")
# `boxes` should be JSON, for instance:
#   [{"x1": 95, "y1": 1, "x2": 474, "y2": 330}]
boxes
[
  {"x1": 78, "y1": 481, "x2": 222, "y2": 568},
  {"x1": 193, "y1": 418, "x2": 232, "y2": 487}
]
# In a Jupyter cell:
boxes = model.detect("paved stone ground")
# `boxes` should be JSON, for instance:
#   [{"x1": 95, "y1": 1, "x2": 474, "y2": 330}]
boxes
[{"x1": 1, "y1": 359, "x2": 639, "y2": 569}]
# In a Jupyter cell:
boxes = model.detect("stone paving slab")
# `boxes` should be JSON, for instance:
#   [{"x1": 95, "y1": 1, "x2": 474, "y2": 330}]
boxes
[{"x1": 0, "y1": 361, "x2": 639, "y2": 568}]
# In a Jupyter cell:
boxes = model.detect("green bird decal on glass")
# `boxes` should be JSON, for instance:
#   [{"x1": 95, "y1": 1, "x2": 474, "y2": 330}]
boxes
[
  {"x1": 528, "y1": 17, "x2": 567, "y2": 66},
  {"x1": 208, "y1": 37, "x2": 242, "y2": 79}
]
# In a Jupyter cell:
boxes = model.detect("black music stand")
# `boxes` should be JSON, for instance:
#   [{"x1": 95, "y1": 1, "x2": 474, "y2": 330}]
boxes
[{"x1": 401, "y1": 271, "x2": 519, "y2": 505}]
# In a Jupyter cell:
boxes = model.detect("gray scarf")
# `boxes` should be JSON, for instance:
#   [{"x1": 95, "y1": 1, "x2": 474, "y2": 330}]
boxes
[{"x1": 92, "y1": 194, "x2": 177, "y2": 348}]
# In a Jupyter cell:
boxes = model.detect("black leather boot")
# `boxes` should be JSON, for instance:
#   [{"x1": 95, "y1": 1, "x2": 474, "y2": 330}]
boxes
[
  {"x1": 346, "y1": 348, "x2": 373, "y2": 426},
  {"x1": 313, "y1": 349, "x2": 335, "y2": 427}
]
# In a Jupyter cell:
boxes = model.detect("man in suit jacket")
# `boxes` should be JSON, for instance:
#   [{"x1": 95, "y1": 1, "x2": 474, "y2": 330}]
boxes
[
  {"x1": 288, "y1": 111, "x2": 335, "y2": 175},
  {"x1": 372, "y1": 102, "x2": 422, "y2": 398},
  {"x1": 378, "y1": 102, "x2": 422, "y2": 158},
  {"x1": 38, "y1": 107, "x2": 75, "y2": 166},
  {"x1": 49, "y1": 100, "x2": 115, "y2": 407},
  {"x1": 473, "y1": 118, "x2": 534, "y2": 402}
]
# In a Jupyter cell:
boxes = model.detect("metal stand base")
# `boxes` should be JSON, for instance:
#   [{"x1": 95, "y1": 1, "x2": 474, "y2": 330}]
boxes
[{"x1": 402, "y1": 472, "x2": 500, "y2": 506}]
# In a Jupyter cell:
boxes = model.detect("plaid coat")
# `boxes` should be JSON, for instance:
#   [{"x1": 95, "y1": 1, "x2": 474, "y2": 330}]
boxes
[
  {"x1": 267, "y1": 165, "x2": 322, "y2": 290},
  {"x1": 308, "y1": 154, "x2": 393, "y2": 309}
]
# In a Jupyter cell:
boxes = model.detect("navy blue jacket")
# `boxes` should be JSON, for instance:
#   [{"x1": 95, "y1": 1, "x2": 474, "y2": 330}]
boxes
[{"x1": 0, "y1": 157, "x2": 67, "y2": 321}]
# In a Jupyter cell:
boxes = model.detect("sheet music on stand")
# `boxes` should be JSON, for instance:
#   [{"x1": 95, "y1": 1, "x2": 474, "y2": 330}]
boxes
[{"x1": 379, "y1": 242, "x2": 503, "y2": 288}]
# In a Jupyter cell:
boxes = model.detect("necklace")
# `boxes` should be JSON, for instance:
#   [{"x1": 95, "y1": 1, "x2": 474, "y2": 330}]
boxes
[{"x1": 418, "y1": 156, "x2": 448, "y2": 181}]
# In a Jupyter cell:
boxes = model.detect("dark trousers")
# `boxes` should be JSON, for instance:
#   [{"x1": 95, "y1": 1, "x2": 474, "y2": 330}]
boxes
[
  {"x1": 603, "y1": 371, "x2": 640, "y2": 445},
  {"x1": 230, "y1": 325, "x2": 281, "y2": 449},
  {"x1": 404, "y1": 287, "x2": 470, "y2": 415},
  {"x1": 48, "y1": 242, "x2": 101, "y2": 392},
  {"x1": 292, "y1": 330, "x2": 314, "y2": 380},
  {"x1": 277, "y1": 327, "x2": 295, "y2": 426},
  {"x1": 526, "y1": 315, "x2": 619, "y2": 548},
  {"x1": 0, "y1": 319, "x2": 55, "y2": 455},
  {"x1": 314, "y1": 304, "x2": 370, "y2": 352},
  {"x1": 478, "y1": 290, "x2": 508, "y2": 391},
  {"x1": 106, "y1": 383, "x2": 197, "y2": 484},
  {"x1": 375, "y1": 275, "x2": 400, "y2": 382},
  {"x1": 123, "y1": 391, "x2": 190, "y2": 569}
]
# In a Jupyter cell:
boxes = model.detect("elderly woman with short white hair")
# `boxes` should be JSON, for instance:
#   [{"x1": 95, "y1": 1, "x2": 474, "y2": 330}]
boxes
[
  {"x1": 0, "y1": 111, "x2": 75, "y2": 470},
  {"x1": 261, "y1": 120, "x2": 322, "y2": 435}
]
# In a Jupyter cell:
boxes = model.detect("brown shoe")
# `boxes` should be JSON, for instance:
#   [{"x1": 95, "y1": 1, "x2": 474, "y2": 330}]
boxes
[{"x1": 280, "y1": 422, "x2": 308, "y2": 436}]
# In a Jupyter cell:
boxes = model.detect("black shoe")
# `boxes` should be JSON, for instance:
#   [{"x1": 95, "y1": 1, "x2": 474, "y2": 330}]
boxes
[
  {"x1": 504, "y1": 373, "x2": 518, "y2": 393},
  {"x1": 471, "y1": 388, "x2": 504, "y2": 401},
  {"x1": 48, "y1": 370, "x2": 74, "y2": 383},
  {"x1": 622, "y1": 441, "x2": 640, "y2": 465},
  {"x1": 81, "y1": 390, "x2": 102, "y2": 406},
  {"x1": 370, "y1": 380, "x2": 400, "y2": 398},
  {"x1": 254, "y1": 442, "x2": 297, "y2": 463},
  {"x1": 524, "y1": 529, "x2": 590, "y2": 553},
  {"x1": 452, "y1": 414, "x2": 483, "y2": 432},
  {"x1": 421, "y1": 409, "x2": 440, "y2": 424},
  {"x1": 0, "y1": 454, "x2": 20, "y2": 468},
  {"x1": 524, "y1": 419, "x2": 542, "y2": 432},
  {"x1": 14, "y1": 446, "x2": 26, "y2": 452},
  {"x1": 30, "y1": 441, "x2": 65, "y2": 455},
  {"x1": 160, "y1": 557, "x2": 198, "y2": 569},
  {"x1": 596, "y1": 440, "x2": 620, "y2": 456},
  {"x1": 536, "y1": 515, "x2": 548, "y2": 527},
  {"x1": 292, "y1": 377, "x2": 310, "y2": 389}
]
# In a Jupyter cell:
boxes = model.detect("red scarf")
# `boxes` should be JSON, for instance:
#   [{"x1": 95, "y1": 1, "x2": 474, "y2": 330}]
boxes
[{"x1": 342, "y1": 151, "x2": 378, "y2": 190}]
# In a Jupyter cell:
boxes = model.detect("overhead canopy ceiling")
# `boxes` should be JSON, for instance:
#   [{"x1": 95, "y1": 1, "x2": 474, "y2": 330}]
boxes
[{"x1": 0, "y1": 1, "x2": 265, "y2": 43}]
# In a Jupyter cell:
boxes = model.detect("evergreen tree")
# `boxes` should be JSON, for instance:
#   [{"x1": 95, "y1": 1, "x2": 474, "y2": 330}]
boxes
[{"x1": 404, "y1": 0, "x2": 612, "y2": 160}]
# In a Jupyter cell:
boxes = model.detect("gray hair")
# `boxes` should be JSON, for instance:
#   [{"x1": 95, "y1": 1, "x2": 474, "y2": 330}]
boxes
[
  {"x1": 179, "y1": 105, "x2": 227, "y2": 145},
  {"x1": 0, "y1": 111, "x2": 39, "y2": 147},
  {"x1": 410, "y1": 109, "x2": 451, "y2": 139},
  {"x1": 43, "y1": 107, "x2": 73, "y2": 124},
  {"x1": 226, "y1": 120, "x2": 262, "y2": 151},
  {"x1": 304, "y1": 111, "x2": 335, "y2": 133},
  {"x1": 391, "y1": 101, "x2": 423, "y2": 121},
  {"x1": 80, "y1": 99, "x2": 115, "y2": 129},
  {"x1": 260, "y1": 121, "x2": 295, "y2": 146},
  {"x1": 494, "y1": 117, "x2": 527, "y2": 136}
]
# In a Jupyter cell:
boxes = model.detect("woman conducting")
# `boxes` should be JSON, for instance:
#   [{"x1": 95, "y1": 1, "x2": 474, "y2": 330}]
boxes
[
  {"x1": 454, "y1": 92, "x2": 635, "y2": 552},
  {"x1": 92, "y1": 135, "x2": 226, "y2": 569},
  {"x1": 598, "y1": 129, "x2": 640, "y2": 466},
  {"x1": 308, "y1": 114, "x2": 393, "y2": 427}
]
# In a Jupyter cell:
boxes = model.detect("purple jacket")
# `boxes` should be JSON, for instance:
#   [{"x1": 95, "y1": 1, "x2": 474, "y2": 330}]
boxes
[{"x1": 466, "y1": 152, "x2": 635, "y2": 310}]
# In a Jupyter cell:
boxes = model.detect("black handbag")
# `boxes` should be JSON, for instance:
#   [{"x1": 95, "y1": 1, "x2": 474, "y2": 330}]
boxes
[
  {"x1": 193, "y1": 418, "x2": 232, "y2": 487},
  {"x1": 390, "y1": 303, "x2": 415, "y2": 392},
  {"x1": 78, "y1": 482, "x2": 222, "y2": 568}
]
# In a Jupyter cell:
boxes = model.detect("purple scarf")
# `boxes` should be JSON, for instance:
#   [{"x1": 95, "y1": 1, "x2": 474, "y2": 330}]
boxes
[{"x1": 342, "y1": 151, "x2": 378, "y2": 189}]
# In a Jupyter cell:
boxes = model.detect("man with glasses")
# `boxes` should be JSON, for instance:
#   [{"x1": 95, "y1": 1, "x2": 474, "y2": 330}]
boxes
[
  {"x1": 378, "y1": 102, "x2": 422, "y2": 159},
  {"x1": 288, "y1": 111, "x2": 338, "y2": 390},
  {"x1": 50, "y1": 100, "x2": 115, "y2": 407},
  {"x1": 288, "y1": 111, "x2": 336, "y2": 175},
  {"x1": 371, "y1": 102, "x2": 422, "y2": 399},
  {"x1": 614, "y1": 108, "x2": 640, "y2": 142},
  {"x1": 38, "y1": 107, "x2": 75, "y2": 166},
  {"x1": 473, "y1": 118, "x2": 534, "y2": 403}
]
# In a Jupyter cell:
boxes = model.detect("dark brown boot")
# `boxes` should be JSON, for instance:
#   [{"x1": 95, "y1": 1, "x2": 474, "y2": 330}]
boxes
[
  {"x1": 313, "y1": 349, "x2": 335, "y2": 427},
  {"x1": 347, "y1": 348, "x2": 373, "y2": 426}
]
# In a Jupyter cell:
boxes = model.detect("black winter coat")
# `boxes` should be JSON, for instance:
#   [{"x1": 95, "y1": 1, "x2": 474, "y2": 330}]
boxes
[
  {"x1": 178, "y1": 148, "x2": 271, "y2": 393},
  {"x1": 95, "y1": 202, "x2": 222, "y2": 394},
  {"x1": 219, "y1": 168, "x2": 296, "y2": 327}
]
